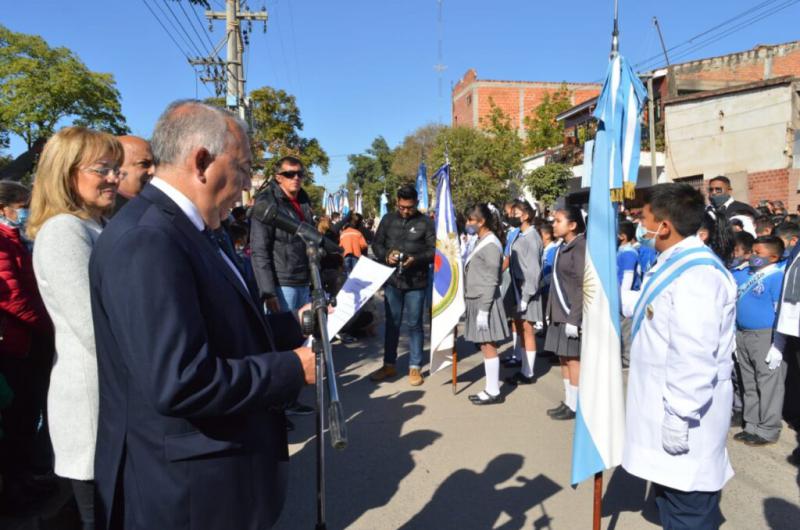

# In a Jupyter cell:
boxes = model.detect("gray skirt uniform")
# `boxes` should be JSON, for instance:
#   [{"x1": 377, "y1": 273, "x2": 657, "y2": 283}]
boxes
[
  {"x1": 464, "y1": 290, "x2": 510, "y2": 343},
  {"x1": 463, "y1": 233, "x2": 510, "y2": 344},
  {"x1": 509, "y1": 227, "x2": 545, "y2": 323},
  {"x1": 544, "y1": 321, "x2": 581, "y2": 357}
]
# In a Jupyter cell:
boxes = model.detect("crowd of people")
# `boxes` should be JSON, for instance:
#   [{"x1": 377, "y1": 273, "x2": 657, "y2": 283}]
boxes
[{"x1": 0, "y1": 98, "x2": 798, "y2": 530}]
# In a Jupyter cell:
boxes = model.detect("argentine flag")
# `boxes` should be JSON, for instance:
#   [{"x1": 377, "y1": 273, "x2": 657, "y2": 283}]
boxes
[
  {"x1": 571, "y1": 53, "x2": 646, "y2": 486},
  {"x1": 416, "y1": 162, "x2": 429, "y2": 212}
]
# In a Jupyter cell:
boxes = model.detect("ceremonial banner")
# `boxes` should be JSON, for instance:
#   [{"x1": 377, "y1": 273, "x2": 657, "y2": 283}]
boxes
[
  {"x1": 354, "y1": 188, "x2": 363, "y2": 215},
  {"x1": 571, "y1": 53, "x2": 645, "y2": 486},
  {"x1": 325, "y1": 193, "x2": 336, "y2": 217},
  {"x1": 416, "y1": 162, "x2": 429, "y2": 212},
  {"x1": 430, "y1": 163, "x2": 464, "y2": 373}
]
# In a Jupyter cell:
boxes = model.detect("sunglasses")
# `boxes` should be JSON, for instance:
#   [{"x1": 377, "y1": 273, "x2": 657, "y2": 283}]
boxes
[
  {"x1": 278, "y1": 170, "x2": 305, "y2": 179},
  {"x1": 707, "y1": 186, "x2": 726, "y2": 195}
]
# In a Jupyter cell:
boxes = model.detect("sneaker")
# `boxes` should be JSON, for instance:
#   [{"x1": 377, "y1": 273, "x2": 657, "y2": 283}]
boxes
[
  {"x1": 409, "y1": 368, "x2": 424, "y2": 387},
  {"x1": 370, "y1": 364, "x2": 397, "y2": 382},
  {"x1": 551, "y1": 407, "x2": 576, "y2": 420},
  {"x1": 743, "y1": 434, "x2": 777, "y2": 447},
  {"x1": 286, "y1": 402, "x2": 315, "y2": 416}
]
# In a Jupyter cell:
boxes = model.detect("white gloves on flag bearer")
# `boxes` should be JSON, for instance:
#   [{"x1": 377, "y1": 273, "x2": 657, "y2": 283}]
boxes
[
  {"x1": 565, "y1": 324, "x2": 580, "y2": 339},
  {"x1": 519, "y1": 300, "x2": 528, "y2": 313},
  {"x1": 662, "y1": 410, "x2": 690, "y2": 455},
  {"x1": 476, "y1": 310, "x2": 490, "y2": 332}
]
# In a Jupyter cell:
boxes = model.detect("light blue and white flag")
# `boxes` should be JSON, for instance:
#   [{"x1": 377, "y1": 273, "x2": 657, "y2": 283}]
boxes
[
  {"x1": 379, "y1": 190, "x2": 388, "y2": 219},
  {"x1": 325, "y1": 193, "x2": 336, "y2": 217},
  {"x1": 354, "y1": 188, "x2": 363, "y2": 215},
  {"x1": 571, "y1": 52, "x2": 646, "y2": 486},
  {"x1": 416, "y1": 162, "x2": 429, "y2": 212},
  {"x1": 581, "y1": 140, "x2": 595, "y2": 189},
  {"x1": 430, "y1": 163, "x2": 464, "y2": 373}
]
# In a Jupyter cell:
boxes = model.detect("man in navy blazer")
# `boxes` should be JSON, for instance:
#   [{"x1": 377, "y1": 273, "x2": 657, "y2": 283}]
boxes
[{"x1": 89, "y1": 100, "x2": 315, "y2": 530}]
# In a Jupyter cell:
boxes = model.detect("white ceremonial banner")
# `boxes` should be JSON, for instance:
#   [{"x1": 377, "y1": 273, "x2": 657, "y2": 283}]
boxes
[{"x1": 306, "y1": 257, "x2": 394, "y2": 346}]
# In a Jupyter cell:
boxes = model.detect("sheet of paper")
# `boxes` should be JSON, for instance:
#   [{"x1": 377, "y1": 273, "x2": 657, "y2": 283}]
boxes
[{"x1": 305, "y1": 256, "x2": 395, "y2": 346}]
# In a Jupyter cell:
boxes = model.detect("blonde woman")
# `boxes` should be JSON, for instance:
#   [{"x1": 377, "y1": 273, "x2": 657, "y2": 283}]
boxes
[{"x1": 28, "y1": 127, "x2": 122, "y2": 530}]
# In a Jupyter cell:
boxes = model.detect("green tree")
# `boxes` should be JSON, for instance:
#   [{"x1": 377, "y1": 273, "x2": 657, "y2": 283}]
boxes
[
  {"x1": 524, "y1": 84, "x2": 573, "y2": 154},
  {"x1": 346, "y1": 136, "x2": 397, "y2": 218},
  {"x1": 391, "y1": 123, "x2": 445, "y2": 182},
  {"x1": 0, "y1": 25, "x2": 128, "y2": 148},
  {"x1": 524, "y1": 163, "x2": 573, "y2": 207},
  {"x1": 429, "y1": 103, "x2": 523, "y2": 212}
]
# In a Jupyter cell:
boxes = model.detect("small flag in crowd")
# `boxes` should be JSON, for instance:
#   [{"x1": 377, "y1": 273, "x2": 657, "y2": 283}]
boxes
[
  {"x1": 325, "y1": 193, "x2": 336, "y2": 217},
  {"x1": 571, "y1": 53, "x2": 646, "y2": 486},
  {"x1": 354, "y1": 188, "x2": 363, "y2": 215},
  {"x1": 430, "y1": 163, "x2": 465, "y2": 373},
  {"x1": 416, "y1": 162, "x2": 429, "y2": 212}
]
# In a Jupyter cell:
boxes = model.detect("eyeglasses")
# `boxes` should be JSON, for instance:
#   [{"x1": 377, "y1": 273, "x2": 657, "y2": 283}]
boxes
[
  {"x1": 84, "y1": 166, "x2": 124, "y2": 180},
  {"x1": 278, "y1": 170, "x2": 305, "y2": 179},
  {"x1": 707, "y1": 186, "x2": 726, "y2": 195},
  {"x1": 397, "y1": 204, "x2": 416, "y2": 212}
]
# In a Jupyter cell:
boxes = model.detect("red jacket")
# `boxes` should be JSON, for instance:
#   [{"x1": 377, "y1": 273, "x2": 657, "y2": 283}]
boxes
[{"x1": 0, "y1": 223, "x2": 52, "y2": 357}]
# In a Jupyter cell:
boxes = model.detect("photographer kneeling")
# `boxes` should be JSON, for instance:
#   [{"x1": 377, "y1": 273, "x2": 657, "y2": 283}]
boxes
[{"x1": 370, "y1": 185, "x2": 435, "y2": 386}]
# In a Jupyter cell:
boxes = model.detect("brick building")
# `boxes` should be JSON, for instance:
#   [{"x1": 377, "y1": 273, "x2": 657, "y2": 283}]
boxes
[{"x1": 451, "y1": 69, "x2": 600, "y2": 136}]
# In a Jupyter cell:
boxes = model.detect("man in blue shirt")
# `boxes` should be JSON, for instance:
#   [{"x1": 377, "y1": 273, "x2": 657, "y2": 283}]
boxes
[{"x1": 733, "y1": 235, "x2": 786, "y2": 446}]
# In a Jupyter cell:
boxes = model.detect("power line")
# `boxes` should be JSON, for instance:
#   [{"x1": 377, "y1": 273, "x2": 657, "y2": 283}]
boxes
[
  {"x1": 140, "y1": 0, "x2": 193, "y2": 62},
  {"x1": 178, "y1": 0, "x2": 217, "y2": 56},
  {"x1": 285, "y1": 0, "x2": 305, "y2": 97},
  {"x1": 160, "y1": 0, "x2": 207, "y2": 58},
  {"x1": 149, "y1": 0, "x2": 205, "y2": 58},
  {"x1": 634, "y1": 0, "x2": 797, "y2": 71}
]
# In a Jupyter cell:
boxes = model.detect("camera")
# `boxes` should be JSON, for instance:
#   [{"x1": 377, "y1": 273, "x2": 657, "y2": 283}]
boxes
[{"x1": 396, "y1": 252, "x2": 406, "y2": 275}]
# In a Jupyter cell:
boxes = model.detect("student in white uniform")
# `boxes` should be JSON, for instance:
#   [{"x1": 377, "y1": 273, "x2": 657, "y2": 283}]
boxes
[
  {"x1": 621, "y1": 184, "x2": 736, "y2": 530},
  {"x1": 463, "y1": 204, "x2": 510, "y2": 405}
]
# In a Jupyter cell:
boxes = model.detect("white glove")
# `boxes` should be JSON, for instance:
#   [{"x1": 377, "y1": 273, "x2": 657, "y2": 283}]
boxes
[
  {"x1": 519, "y1": 300, "x2": 528, "y2": 313},
  {"x1": 534, "y1": 321, "x2": 544, "y2": 332},
  {"x1": 765, "y1": 345, "x2": 783, "y2": 371},
  {"x1": 662, "y1": 412, "x2": 690, "y2": 455},
  {"x1": 476, "y1": 310, "x2": 490, "y2": 332},
  {"x1": 565, "y1": 323, "x2": 579, "y2": 339}
]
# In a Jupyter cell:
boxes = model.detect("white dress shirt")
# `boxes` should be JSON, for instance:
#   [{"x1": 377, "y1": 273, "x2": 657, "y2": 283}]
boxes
[{"x1": 150, "y1": 177, "x2": 247, "y2": 289}]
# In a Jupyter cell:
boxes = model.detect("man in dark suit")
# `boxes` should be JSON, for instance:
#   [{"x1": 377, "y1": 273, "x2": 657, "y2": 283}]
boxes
[
  {"x1": 707, "y1": 176, "x2": 758, "y2": 221},
  {"x1": 89, "y1": 100, "x2": 315, "y2": 530}
]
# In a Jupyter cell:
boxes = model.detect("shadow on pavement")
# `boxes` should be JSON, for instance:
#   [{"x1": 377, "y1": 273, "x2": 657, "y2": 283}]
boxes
[
  {"x1": 602, "y1": 467, "x2": 659, "y2": 530},
  {"x1": 398, "y1": 454, "x2": 561, "y2": 530},
  {"x1": 763, "y1": 497, "x2": 800, "y2": 529}
]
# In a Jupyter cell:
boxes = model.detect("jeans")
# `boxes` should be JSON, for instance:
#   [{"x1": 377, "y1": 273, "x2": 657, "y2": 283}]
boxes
[
  {"x1": 276, "y1": 285, "x2": 310, "y2": 312},
  {"x1": 383, "y1": 284, "x2": 426, "y2": 369},
  {"x1": 344, "y1": 255, "x2": 358, "y2": 276}
]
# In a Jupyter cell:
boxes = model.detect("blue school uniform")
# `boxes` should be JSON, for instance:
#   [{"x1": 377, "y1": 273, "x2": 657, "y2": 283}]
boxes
[
  {"x1": 733, "y1": 263, "x2": 785, "y2": 330},
  {"x1": 617, "y1": 243, "x2": 640, "y2": 290},
  {"x1": 636, "y1": 244, "x2": 658, "y2": 278},
  {"x1": 541, "y1": 241, "x2": 559, "y2": 294}
]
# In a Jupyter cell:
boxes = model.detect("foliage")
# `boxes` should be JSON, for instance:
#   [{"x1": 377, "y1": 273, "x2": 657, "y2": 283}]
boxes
[
  {"x1": 0, "y1": 25, "x2": 128, "y2": 148},
  {"x1": 523, "y1": 83, "x2": 573, "y2": 154},
  {"x1": 346, "y1": 136, "x2": 397, "y2": 218},
  {"x1": 206, "y1": 86, "x2": 329, "y2": 181},
  {"x1": 391, "y1": 123, "x2": 445, "y2": 182},
  {"x1": 302, "y1": 183, "x2": 326, "y2": 217},
  {"x1": 524, "y1": 163, "x2": 573, "y2": 207}
]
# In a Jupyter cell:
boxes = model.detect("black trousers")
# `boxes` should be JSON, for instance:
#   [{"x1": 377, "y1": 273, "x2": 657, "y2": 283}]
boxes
[{"x1": 654, "y1": 483, "x2": 722, "y2": 530}]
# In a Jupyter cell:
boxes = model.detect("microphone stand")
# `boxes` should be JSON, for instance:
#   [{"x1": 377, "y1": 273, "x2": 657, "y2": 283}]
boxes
[{"x1": 299, "y1": 237, "x2": 347, "y2": 530}]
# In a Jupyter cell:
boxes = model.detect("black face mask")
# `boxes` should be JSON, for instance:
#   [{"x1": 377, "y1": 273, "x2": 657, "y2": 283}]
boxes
[{"x1": 506, "y1": 217, "x2": 522, "y2": 228}]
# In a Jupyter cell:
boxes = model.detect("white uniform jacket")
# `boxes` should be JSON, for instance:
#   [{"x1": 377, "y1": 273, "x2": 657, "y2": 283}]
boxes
[{"x1": 621, "y1": 236, "x2": 736, "y2": 492}]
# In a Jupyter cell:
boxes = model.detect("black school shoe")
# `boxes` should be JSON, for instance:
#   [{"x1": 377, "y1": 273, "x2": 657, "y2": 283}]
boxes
[
  {"x1": 744, "y1": 434, "x2": 777, "y2": 447},
  {"x1": 733, "y1": 431, "x2": 755, "y2": 443},
  {"x1": 547, "y1": 402, "x2": 568, "y2": 416},
  {"x1": 551, "y1": 407, "x2": 576, "y2": 420},
  {"x1": 469, "y1": 392, "x2": 505, "y2": 405},
  {"x1": 501, "y1": 357, "x2": 522, "y2": 368},
  {"x1": 504, "y1": 372, "x2": 534, "y2": 386}
]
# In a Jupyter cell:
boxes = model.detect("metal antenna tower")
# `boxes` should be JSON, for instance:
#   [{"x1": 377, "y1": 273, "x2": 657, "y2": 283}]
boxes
[{"x1": 434, "y1": 0, "x2": 447, "y2": 124}]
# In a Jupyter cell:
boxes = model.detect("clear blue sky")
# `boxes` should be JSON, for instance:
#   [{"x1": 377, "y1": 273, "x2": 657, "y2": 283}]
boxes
[{"x1": 5, "y1": 0, "x2": 800, "y2": 192}]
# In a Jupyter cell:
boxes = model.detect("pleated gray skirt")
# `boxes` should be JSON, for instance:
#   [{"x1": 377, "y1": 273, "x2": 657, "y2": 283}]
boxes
[
  {"x1": 516, "y1": 294, "x2": 544, "y2": 322},
  {"x1": 544, "y1": 321, "x2": 581, "y2": 357},
  {"x1": 464, "y1": 296, "x2": 510, "y2": 344}
]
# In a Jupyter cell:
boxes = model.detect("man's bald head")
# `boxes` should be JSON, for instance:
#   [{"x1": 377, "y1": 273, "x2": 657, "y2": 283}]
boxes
[{"x1": 117, "y1": 135, "x2": 154, "y2": 198}]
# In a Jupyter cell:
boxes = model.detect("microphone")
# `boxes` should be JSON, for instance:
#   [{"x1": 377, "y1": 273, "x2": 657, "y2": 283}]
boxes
[{"x1": 251, "y1": 200, "x2": 343, "y2": 255}]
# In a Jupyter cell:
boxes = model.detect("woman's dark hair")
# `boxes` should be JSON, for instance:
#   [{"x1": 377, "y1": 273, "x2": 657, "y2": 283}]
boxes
[
  {"x1": 558, "y1": 205, "x2": 586, "y2": 234},
  {"x1": 348, "y1": 212, "x2": 363, "y2": 229},
  {"x1": 511, "y1": 199, "x2": 536, "y2": 225},
  {"x1": 466, "y1": 203, "x2": 504, "y2": 244},
  {"x1": 0, "y1": 181, "x2": 31, "y2": 208},
  {"x1": 701, "y1": 212, "x2": 735, "y2": 263}
]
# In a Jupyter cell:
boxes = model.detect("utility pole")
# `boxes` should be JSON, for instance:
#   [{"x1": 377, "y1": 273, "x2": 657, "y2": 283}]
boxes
[
  {"x1": 434, "y1": 0, "x2": 447, "y2": 124},
  {"x1": 202, "y1": 0, "x2": 267, "y2": 120},
  {"x1": 653, "y1": 17, "x2": 670, "y2": 66}
]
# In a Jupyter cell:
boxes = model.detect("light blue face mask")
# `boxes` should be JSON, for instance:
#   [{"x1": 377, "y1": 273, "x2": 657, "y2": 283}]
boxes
[
  {"x1": 636, "y1": 222, "x2": 658, "y2": 249},
  {"x1": 464, "y1": 223, "x2": 478, "y2": 236},
  {"x1": 15, "y1": 208, "x2": 29, "y2": 227}
]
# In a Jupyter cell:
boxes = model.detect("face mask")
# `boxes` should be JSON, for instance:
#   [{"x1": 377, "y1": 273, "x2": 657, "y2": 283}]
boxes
[
  {"x1": 15, "y1": 208, "x2": 29, "y2": 227},
  {"x1": 636, "y1": 222, "x2": 661, "y2": 249},
  {"x1": 784, "y1": 245, "x2": 795, "y2": 258},
  {"x1": 710, "y1": 194, "x2": 730, "y2": 209},
  {"x1": 507, "y1": 217, "x2": 522, "y2": 229},
  {"x1": 749, "y1": 255, "x2": 770, "y2": 270},
  {"x1": 464, "y1": 224, "x2": 479, "y2": 236},
  {"x1": 729, "y1": 256, "x2": 745, "y2": 269}
]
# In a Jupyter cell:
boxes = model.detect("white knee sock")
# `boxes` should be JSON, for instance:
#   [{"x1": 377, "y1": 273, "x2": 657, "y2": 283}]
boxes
[
  {"x1": 562, "y1": 378, "x2": 570, "y2": 403},
  {"x1": 511, "y1": 332, "x2": 520, "y2": 359},
  {"x1": 484, "y1": 357, "x2": 500, "y2": 396},
  {"x1": 567, "y1": 384, "x2": 579, "y2": 411},
  {"x1": 521, "y1": 350, "x2": 536, "y2": 378}
]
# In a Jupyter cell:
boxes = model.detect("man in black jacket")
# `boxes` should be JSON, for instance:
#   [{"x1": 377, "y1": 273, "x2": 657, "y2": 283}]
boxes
[
  {"x1": 250, "y1": 156, "x2": 315, "y2": 314},
  {"x1": 707, "y1": 176, "x2": 758, "y2": 225},
  {"x1": 370, "y1": 185, "x2": 436, "y2": 386}
]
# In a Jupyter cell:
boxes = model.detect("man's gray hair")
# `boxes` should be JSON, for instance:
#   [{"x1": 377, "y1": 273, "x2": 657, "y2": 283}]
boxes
[{"x1": 151, "y1": 100, "x2": 248, "y2": 166}]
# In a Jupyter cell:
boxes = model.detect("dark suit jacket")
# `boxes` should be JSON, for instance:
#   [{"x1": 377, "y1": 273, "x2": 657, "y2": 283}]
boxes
[
  {"x1": 89, "y1": 184, "x2": 304, "y2": 530},
  {"x1": 546, "y1": 234, "x2": 586, "y2": 327}
]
